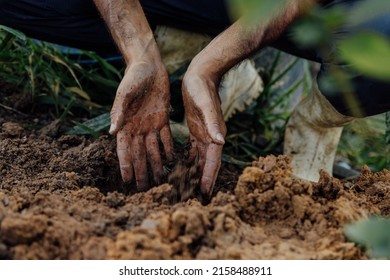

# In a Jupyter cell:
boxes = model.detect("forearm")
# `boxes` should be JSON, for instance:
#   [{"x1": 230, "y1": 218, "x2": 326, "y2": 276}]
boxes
[
  {"x1": 188, "y1": 0, "x2": 314, "y2": 81},
  {"x1": 93, "y1": 0, "x2": 161, "y2": 65}
]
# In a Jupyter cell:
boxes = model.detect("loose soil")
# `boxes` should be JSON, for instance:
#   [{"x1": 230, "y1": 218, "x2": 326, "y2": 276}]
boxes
[{"x1": 1, "y1": 83, "x2": 389, "y2": 260}]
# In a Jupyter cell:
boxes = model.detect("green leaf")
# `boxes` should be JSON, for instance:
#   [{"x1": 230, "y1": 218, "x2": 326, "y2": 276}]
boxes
[
  {"x1": 344, "y1": 216, "x2": 390, "y2": 259},
  {"x1": 346, "y1": 0, "x2": 390, "y2": 27},
  {"x1": 0, "y1": 25, "x2": 26, "y2": 41},
  {"x1": 66, "y1": 86, "x2": 91, "y2": 101},
  {"x1": 291, "y1": 19, "x2": 326, "y2": 48},
  {"x1": 338, "y1": 32, "x2": 390, "y2": 81},
  {"x1": 228, "y1": 0, "x2": 288, "y2": 24},
  {"x1": 386, "y1": 112, "x2": 390, "y2": 146},
  {"x1": 67, "y1": 113, "x2": 110, "y2": 135},
  {"x1": 221, "y1": 153, "x2": 250, "y2": 167}
]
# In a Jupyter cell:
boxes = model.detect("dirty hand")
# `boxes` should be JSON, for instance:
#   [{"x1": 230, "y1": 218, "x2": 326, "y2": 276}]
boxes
[
  {"x1": 109, "y1": 61, "x2": 174, "y2": 190},
  {"x1": 182, "y1": 71, "x2": 226, "y2": 198}
]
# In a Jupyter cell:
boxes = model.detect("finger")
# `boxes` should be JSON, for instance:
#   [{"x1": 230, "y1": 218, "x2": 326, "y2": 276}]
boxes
[
  {"x1": 197, "y1": 142, "x2": 207, "y2": 175},
  {"x1": 109, "y1": 92, "x2": 127, "y2": 135},
  {"x1": 188, "y1": 136, "x2": 198, "y2": 163},
  {"x1": 205, "y1": 115, "x2": 226, "y2": 145},
  {"x1": 116, "y1": 130, "x2": 133, "y2": 183},
  {"x1": 145, "y1": 132, "x2": 164, "y2": 186},
  {"x1": 200, "y1": 143, "x2": 223, "y2": 198},
  {"x1": 160, "y1": 125, "x2": 174, "y2": 162},
  {"x1": 185, "y1": 86, "x2": 226, "y2": 145},
  {"x1": 131, "y1": 135, "x2": 150, "y2": 191}
]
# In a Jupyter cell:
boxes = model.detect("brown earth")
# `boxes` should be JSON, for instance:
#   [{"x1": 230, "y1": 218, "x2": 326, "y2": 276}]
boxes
[{"x1": 1, "y1": 85, "x2": 390, "y2": 260}]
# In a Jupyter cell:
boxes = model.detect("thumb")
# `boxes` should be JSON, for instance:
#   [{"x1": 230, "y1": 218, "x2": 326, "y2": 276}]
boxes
[
  {"x1": 209, "y1": 128, "x2": 225, "y2": 145},
  {"x1": 109, "y1": 93, "x2": 126, "y2": 135},
  {"x1": 204, "y1": 107, "x2": 226, "y2": 145}
]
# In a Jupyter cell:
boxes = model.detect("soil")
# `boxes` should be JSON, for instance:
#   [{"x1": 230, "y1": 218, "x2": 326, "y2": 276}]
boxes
[{"x1": 1, "y1": 82, "x2": 390, "y2": 260}]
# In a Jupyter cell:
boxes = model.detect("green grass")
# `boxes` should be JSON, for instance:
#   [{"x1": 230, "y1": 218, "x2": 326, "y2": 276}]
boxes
[
  {"x1": 223, "y1": 50, "x2": 311, "y2": 165},
  {"x1": 338, "y1": 114, "x2": 390, "y2": 173},
  {"x1": 0, "y1": 25, "x2": 121, "y2": 121}
]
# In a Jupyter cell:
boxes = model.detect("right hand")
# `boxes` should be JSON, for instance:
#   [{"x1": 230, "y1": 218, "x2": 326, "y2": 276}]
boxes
[{"x1": 109, "y1": 61, "x2": 174, "y2": 191}]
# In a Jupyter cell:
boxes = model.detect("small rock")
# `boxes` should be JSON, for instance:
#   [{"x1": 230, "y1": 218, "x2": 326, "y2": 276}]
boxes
[
  {"x1": 0, "y1": 243, "x2": 10, "y2": 259},
  {"x1": 113, "y1": 211, "x2": 129, "y2": 225},
  {"x1": 38, "y1": 119, "x2": 61, "y2": 137},
  {"x1": 105, "y1": 192, "x2": 125, "y2": 208},
  {"x1": 1, "y1": 215, "x2": 47, "y2": 245},
  {"x1": 2, "y1": 122, "x2": 24, "y2": 137}
]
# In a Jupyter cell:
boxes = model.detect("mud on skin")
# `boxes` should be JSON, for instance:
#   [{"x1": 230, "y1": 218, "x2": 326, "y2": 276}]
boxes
[{"x1": 0, "y1": 103, "x2": 390, "y2": 259}]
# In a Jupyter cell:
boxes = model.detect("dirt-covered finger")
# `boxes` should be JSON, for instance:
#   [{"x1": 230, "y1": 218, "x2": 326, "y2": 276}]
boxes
[
  {"x1": 204, "y1": 111, "x2": 226, "y2": 145},
  {"x1": 131, "y1": 135, "x2": 149, "y2": 191},
  {"x1": 187, "y1": 136, "x2": 198, "y2": 163},
  {"x1": 116, "y1": 131, "x2": 133, "y2": 182},
  {"x1": 196, "y1": 142, "x2": 207, "y2": 177},
  {"x1": 109, "y1": 90, "x2": 131, "y2": 134},
  {"x1": 160, "y1": 125, "x2": 174, "y2": 162},
  {"x1": 145, "y1": 132, "x2": 164, "y2": 186},
  {"x1": 200, "y1": 143, "x2": 223, "y2": 198}
]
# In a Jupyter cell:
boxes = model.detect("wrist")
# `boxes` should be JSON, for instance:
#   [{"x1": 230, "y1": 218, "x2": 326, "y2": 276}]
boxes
[
  {"x1": 121, "y1": 34, "x2": 163, "y2": 65},
  {"x1": 187, "y1": 59, "x2": 221, "y2": 85}
]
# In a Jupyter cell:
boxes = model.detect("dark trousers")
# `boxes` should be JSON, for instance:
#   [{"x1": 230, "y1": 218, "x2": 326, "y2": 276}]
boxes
[
  {"x1": 0, "y1": 0, "x2": 389, "y2": 117},
  {"x1": 0, "y1": 0, "x2": 231, "y2": 55}
]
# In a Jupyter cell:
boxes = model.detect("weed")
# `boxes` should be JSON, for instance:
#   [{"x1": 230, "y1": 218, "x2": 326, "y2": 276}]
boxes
[
  {"x1": 223, "y1": 49, "x2": 311, "y2": 164},
  {"x1": 0, "y1": 25, "x2": 121, "y2": 120},
  {"x1": 338, "y1": 114, "x2": 390, "y2": 172}
]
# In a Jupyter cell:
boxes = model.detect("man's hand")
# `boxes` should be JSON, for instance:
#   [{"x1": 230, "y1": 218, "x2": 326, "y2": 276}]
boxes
[
  {"x1": 181, "y1": 0, "x2": 306, "y2": 197},
  {"x1": 182, "y1": 72, "x2": 226, "y2": 198},
  {"x1": 110, "y1": 61, "x2": 173, "y2": 190},
  {"x1": 93, "y1": 0, "x2": 174, "y2": 190}
]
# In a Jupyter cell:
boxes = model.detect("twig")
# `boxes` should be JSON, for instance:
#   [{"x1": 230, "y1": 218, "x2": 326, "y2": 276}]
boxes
[{"x1": 0, "y1": 102, "x2": 28, "y2": 117}]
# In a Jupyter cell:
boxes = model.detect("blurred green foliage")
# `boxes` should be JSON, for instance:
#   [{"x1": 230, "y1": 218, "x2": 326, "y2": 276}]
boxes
[
  {"x1": 295, "y1": 0, "x2": 390, "y2": 81},
  {"x1": 229, "y1": 0, "x2": 390, "y2": 81},
  {"x1": 339, "y1": 32, "x2": 390, "y2": 81},
  {"x1": 345, "y1": 217, "x2": 390, "y2": 259},
  {"x1": 338, "y1": 115, "x2": 389, "y2": 172},
  {"x1": 228, "y1": 0, "x2": 288, "y2": 23}
]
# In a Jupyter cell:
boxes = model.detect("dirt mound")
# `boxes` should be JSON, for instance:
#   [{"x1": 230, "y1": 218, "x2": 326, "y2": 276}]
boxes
[
  {"x1": 106, "y1": 156, "x2": 386, "y2": 260},
  {"x1": 1, "y1": 94, "x2": 389, "y2": 259},
  {"x1": 1, "y1": 116, "x2": 389, "y2": 260}
]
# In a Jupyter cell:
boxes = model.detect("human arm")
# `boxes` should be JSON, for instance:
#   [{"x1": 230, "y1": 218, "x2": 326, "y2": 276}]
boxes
[
  {"x1": 182, "y1": 0, "x2": 317, "y2": 197},
  {"x1": 93, "y1": 0, "x2": 174, "y2": 190}
]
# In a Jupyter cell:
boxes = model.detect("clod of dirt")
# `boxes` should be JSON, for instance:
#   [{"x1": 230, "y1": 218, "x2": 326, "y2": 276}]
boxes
[
  {"x1": 38, "y1": 119, "x2": 61, "y2": 137},
  {"x1": 168, "y1": 159, "x2": 203, "y2": 203},
  {"x1": 1, "y1": 215, "x2": 47, "y2": 245},
  {"x1": 353, "y1": 166, "x2": 390, "y2": 216},
  {"x1": 0, "y1": 242, "x2": 9, "y2": 259},
  {"x1": 2, "y1": 122, "x2": 24, "y2": 137},
  {"x1": 105, "y1": 192, "x2": 126, "y2": 208}
]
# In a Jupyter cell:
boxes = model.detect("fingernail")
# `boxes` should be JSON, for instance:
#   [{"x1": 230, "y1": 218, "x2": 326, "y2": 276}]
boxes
[
  {"x1": 215, "y1": 133, "x2": 225, "y2": 144},
  {"x1": 109, "y1": 123, "x2": 116, "y2": 134}
]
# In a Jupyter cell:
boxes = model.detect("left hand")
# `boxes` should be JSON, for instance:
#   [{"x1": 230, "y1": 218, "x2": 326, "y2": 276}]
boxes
[{"x1": 182, "y1": 71, "x2": 227, "y2": 198}]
